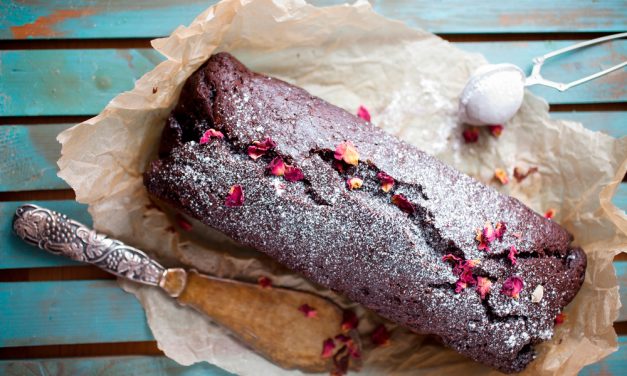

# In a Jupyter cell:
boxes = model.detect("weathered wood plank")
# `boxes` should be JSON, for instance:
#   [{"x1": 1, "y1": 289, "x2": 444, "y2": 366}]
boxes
[
  {"x1": 0, "y1": 280, "x2": 153, "y2": 347},
  {"x1": 1, "y1": 42, "x2": 625, "y2": 116},
  {"x1": 0, "y1": 49, "x2": 163, "y2": 116},
  {"x1": 0, "y1": 341, "x2": 624, "y2": 376},
  {"x1": 580, "y1": 335, "x2": 627, "y2": 376},
  {"x1": 0, "y1": 124, "x2": 71, "y2": 191},
  {"x1": 1, "y1": 0, "x2": 625, "y2": 40},
  {"x1": 0, "y1": 200, "x2": 90, "y2": 269},
  {"x1": 618, "y1": 262, "x2": 627, "y2": 324},
  {"x1": 1, "y1": 111, "x2": 624, "y2": 192},
  {"x1": 0, "y1": 278, "x2": 626, "y2": 347},
  {"x1": 0, "y1": 356, "x2": 234, "y2": 376}
]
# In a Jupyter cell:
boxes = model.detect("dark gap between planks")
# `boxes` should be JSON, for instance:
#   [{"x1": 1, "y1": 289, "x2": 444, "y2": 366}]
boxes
[
  {"x1": 0, "y1": 32, "x2": 620, "y2": 50},
  {"x1": 0, "y1": 342, "x2": 163, "y2": 359}
]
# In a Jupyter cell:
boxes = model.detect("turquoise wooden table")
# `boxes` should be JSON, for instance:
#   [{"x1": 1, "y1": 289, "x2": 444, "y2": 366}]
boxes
[{"x1": 0, "y1": 1, "x2": 626, "y2": 375}]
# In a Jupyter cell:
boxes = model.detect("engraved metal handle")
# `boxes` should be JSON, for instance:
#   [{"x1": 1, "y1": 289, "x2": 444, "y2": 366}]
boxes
[{"x1": 12, "y1": 204, "x2": 165, "y2": 286}]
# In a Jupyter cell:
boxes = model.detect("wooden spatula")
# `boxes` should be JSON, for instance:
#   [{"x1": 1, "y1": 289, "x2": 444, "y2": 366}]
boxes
[{"x1": 12, "y1": 204, "x2": 360, "y2": 372}]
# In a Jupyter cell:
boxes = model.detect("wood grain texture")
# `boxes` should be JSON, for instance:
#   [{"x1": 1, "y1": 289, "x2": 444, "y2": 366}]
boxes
[
  {"x1": 1, "y1": 0, "x2": 625, "y2": 40},
  {"x1": 0, "y1": 356, "x2": 234, "y2": 376},
  {"x1": 0, "y1": 124, "x2": 71, "y2": 191},
  {"x1": 1, "y1": 41, "x2": 625, "y2": 116},
  {"x1": 0, "y1": 280, "x2": 153, "y2": 347}
]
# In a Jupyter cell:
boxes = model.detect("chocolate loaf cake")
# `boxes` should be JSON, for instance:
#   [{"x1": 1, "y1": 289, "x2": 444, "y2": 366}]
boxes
[{"x1": 144, "y1": 52, "x2": 586, "y2": 373}]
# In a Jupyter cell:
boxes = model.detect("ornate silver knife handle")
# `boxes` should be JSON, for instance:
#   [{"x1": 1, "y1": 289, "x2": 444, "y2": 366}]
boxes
[{"x1": 12, "y1": 204, "x2": 165, "y2": 286}]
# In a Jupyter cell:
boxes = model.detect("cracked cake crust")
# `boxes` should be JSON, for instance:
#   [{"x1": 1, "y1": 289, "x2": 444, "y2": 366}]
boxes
[{"x1": 144, "y1": 52, "x2": 586, "y2": 373}]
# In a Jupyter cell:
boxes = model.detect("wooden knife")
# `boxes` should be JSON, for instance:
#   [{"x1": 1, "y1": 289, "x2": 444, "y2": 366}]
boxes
[{"x1": 12, "y1": 204, "x2": 360, "y2": 372}]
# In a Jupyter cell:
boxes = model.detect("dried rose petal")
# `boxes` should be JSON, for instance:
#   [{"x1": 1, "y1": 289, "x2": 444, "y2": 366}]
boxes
[
  {"x1": 332, "y1": 346, "x2": 350, "y2": 376},
  {"x1": 501, "y1": 276, "x2": 524, "y2": 299},
  {"x1": 335, "y1": 335, "x2": 360, "y2": 359},
  {"x1": 334, "y1": 141, "x2": 359, "y2": 166},
  {"x1": 341, "y1": 310, "x2": 359, "y2": 332},
  {"x1": 225, "y1": 184, "x2": 244, "y2": 207},
  {"x1": 298, "y1": 303, "x2": 318, "y2": 318},
  {"x1": 267, "y1": 156, "x2": 285, "y2": 176},
  {"x1": 391, "y1": 194, "x2": 415, "y2": 214},
  {"x1": 357, "y1": 105, "x2": 371, "y2": 122},
  {"x1": 544, "y1": 208, "x2": 555, "y2": 220},
  {"x1": 346, "y1": 177, "x2": 363, "y2": 190},
  {"x1": 376, "y1": 171, "x2": 395, "y2": 192},
  {"x1": 335, "y1": 334, "x2": 351, "y2": 343},
  {"x1": 476, "y1": 222, "x2": 495, "y2": 251},
  {"x1": 257, "y1": 276, "x2": 272, "y2": 289},
  {"x1": 321, "y1": 338, "x2": 336, "y2": 358},
  {"x1": 332, "y1": 160, "x2": 346, "y2": 173},
  {"x1": 531, "y1": 285, "x2": 544, "y2": 303},
  {"x1": 465, "y1": 259, "x2": 481, "y2": 268},
  {"x1": 284, "y1": 165, "x2": 304, "y2": 182},
  {"x1": 494, "y1": 168, "x2": 509, "y2": 185},
  {"x1": 555, "y1": 312, "x2": 566, "y2": 325},
  {"x1": 371, "y1": 324, "x2": 390, "y2": 347},
  {"x1": 247, "y1": 137, "x2": 277, "y2": 160},
  {"x1": 442, "y1": 254, "x2": 462, "y2": 264},
  {"x1": 199, "y1": 128, "x2": 224, "y2": 144},
  {"x1": 488, "y1": 124, "x2": 504, "y2": 137},
  {"x1": 458, "y1": 267, "x2": 476, "y2": 286},
  {"x1": 508, "y1": 245, "x2": 518, "y2": 266},
  {"x1": 455, "y1": 280, "x2": 468, "y2": 293},
  {"x1": 513, "y1": 166, "x2": 538, "y2": 183},
  {"x1": 462, "y1": 127, "x2": 479, "y2": 143},
  {"x1": 175, "y1": 214, "x2": 193, "y2": 231},
  {"x1": 476, "y1": 276, "x2": 492, "y2": 300},
  {"x1": 494, "y1": 222, "x2": 506, "y2": 240}
]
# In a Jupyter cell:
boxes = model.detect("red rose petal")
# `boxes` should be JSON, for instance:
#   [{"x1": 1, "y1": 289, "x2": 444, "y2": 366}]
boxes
[
  {"x1": 555, "y1": 312, "x2": 566, "y2": 325},
  {"x1": 442, "y1": 254, "x2": 462, "y2": 264},
  {"x1": 175, "y1": 214, "x2": 193, "y2": 231},
  {"x1": 284, "y1": 165, "x2": 304, "y2": 182},
  {"x1": 488, "y1": 124, "x2": 504, "y2": 137},
  {"x1": 247, "y1": 137, "x2": 276, "y2": 160},
  {"x1": 501, "y1": 276, "x2": 524, "y2": 299},
  {"x1": 476, "y1": 276, "x2": 492, "y2": 300},
  {"x1": 332, "y1": 346, "x2": 350, "y2": 376},
  {"x1": 346, "y1": 177, "x2": 363, "y2": 190},
  {"x1": 513, "y1": 166, "x2": 538, "y2": 183},
  {"x1": 376, "y1": 171, "x2": 395, "y2": 192},
  {"x1": 199, "y1": 128, "x2": 224, "y2": 144},
  {"x1": 257, "y1": 276, "x2": 272, "y2": 289},
  {"x1": 298, "y1": 303, "x2": 318, "y2": 318},
  {"x1": 371, "y1": 324, "x2": 390, "y2": 347},
  {"x1": 508, "y1": 245, "x2": 518, "y2": 266},
  {"x1": 544, "y1": 208, "x2": 555, "y2": 220},
  {"x1": 335, "y1": 334, "x2": 360, "y2": 359},
  {"x1": 357, "y1": 105, "x2": 371, "y2": 122},
  {"x1": 455, "y1": 280, "x2": 468, "y2": 293},
  {"x1": 334, "y1": 141, "x2": 359, "y2": 166},
  {"x1": 476, "y1": 222, "x2": 496, "y2": 251},
  {"x1": 494, "y1": 168, "x2": 509, "y2": 185},
  {"x1": 332, "y1": 160, "x2": 346, "y2": 173},
  {"x1": 463, "y1": 127, "x2": 479, "y2": 143},
  {"x1": 225, "y1": 184, "x2": 244, "y2": 207},
  {"x1": 267, "y1": 156, "x2": 285, "y2": 176},
  {"x1": 391, "y1": 194, "x2": 415, "y2": 214},
  {"x1": 494, "y1": 222, "x2": 506, "y2": 240},
  {"x1": 341, "y1": 310, "x2": 359, "y2": 332},
  {"x1": 321, "y1": 338, "x2": 336, "y2": 358}
]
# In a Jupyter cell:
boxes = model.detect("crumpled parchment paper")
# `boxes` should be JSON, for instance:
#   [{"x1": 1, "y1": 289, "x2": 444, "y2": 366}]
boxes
[{"x1": 57, "y1": 0, "x2": 627, "y2": 374}]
